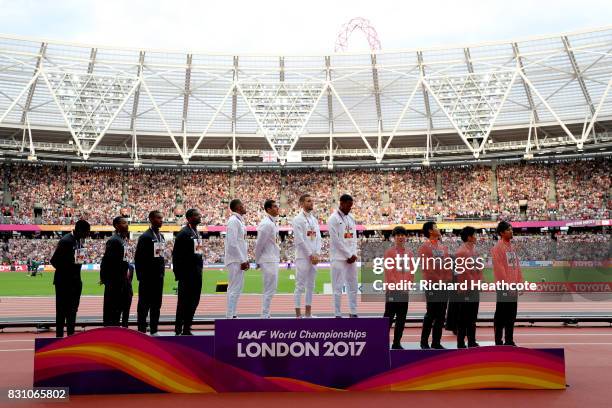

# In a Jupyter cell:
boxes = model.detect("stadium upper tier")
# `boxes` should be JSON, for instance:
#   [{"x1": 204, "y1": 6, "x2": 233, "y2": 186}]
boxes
[{"x1": 0, "y1": 28, "x2": 612, "y2": 166}]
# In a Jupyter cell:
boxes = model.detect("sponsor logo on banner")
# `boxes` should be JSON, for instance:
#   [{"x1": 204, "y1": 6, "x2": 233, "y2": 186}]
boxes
[{"x1": 534, "y1": 282, "x2": 612, "y2": 293}]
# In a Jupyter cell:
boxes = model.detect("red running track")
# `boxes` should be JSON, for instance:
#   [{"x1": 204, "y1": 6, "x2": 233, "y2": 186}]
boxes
[
  {"x1": 2, "y1": 294, "x2": 612, "y2": 319},
  {"x1": 1, "y1": 326, "x2": 612, "y2": 407}
]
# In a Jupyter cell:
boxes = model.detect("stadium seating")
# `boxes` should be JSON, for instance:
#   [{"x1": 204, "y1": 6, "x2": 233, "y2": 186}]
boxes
[{"x1": 0, "y1": 159, "x2": 609, "y2": 226}]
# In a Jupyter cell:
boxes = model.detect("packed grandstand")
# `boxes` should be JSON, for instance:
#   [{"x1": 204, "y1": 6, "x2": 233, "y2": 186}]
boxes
[
  {"x1": 0, "y1": 159, "x2": 610, "y2": 226},
  {"x1": 0, "y1": 29, "x2": 610, "y2": 268}
]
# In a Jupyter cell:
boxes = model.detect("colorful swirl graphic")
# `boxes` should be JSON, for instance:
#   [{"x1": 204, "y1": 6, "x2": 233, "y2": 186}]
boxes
[{"x1": 34, "y1": 328, "x2": 565, "y2": 393}]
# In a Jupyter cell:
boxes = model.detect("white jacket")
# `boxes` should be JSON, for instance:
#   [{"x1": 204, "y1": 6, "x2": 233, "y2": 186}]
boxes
[
  {"x1": 255, "y1": 215, "x2": 280, "y2": 264},
  {"x1": 224, "y1": 212, "x2": 248, "y2": 265},
  {"x1": 328, "y1": 209, "x2": 358, "y2": 261},
  {"x1": 292, "y1": 210, "x2": 322, "y2": 260}
]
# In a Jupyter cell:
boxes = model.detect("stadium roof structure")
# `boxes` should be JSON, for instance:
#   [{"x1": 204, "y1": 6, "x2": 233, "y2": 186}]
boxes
[{"x1": 0, "y1": 27, "x2": 611, "y2": 168}]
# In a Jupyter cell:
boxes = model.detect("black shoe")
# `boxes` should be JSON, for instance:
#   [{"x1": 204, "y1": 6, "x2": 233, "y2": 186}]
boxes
[
  {"x1": 457, "y1": 343, "x2": 467, "y2": 349},
  {"x1": 468, "y1": 342, "x2": 480, "y2": 348},
  {"x1": 335, "y1": 315, "x2": 342, "y2": 318},
  {"x1": 391, "y1": 343, "x2": 405, "y2": 350},
  {"x1": 431, "y1": 344, "x2": 446, "y2": 350},
  {"x1": 504, "y1": 341, "x2": 517, "y2": 347},
  {"x1": 420, "y1": 342, "x2": 431, "y2": 350},
  {"x1": 349, "y1": 314, "x2": 358, "y2": 318},
  {"x1": 182, "y1": 331, "x2": 193, "y2": 336}
]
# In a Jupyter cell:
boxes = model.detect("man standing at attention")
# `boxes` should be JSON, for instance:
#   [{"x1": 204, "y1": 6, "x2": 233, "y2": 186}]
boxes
[
  {"x1": 225, "y1": 199, "x2": 249, "y2": 319},
  {"x1": 172, "y1": 209, "x2": 204, "y2": 335},
  {"x1": 135, "y1": 210, "x2": 166, "y2": 335},
  {"x1": 100, "y1": 216, "x2": 130, "y2": 327},
  {"x1": 292, "y1": 193, "x2": 322, "y2": 318},
  {"x1": 255, "y1": 199, "x2": 281, "y2": 319},
  {"x1": 328, "y1": 194, "x2": 359, "y2": 318},
  {"x1": 50, "y1": 220, "x2": 90, "y2": 337},
  {"x1": 492, "y1": 221, "x2": 523, "y2": 346},
  {"x1": 419, "y1": 221, "x2": 451, "y2": 349}
]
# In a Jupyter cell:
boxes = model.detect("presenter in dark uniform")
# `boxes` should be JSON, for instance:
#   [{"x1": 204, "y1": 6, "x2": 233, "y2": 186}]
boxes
[
  {"x1": 100, "y1": 216, "x2": 130, "y2": 326},
  {"x1": 135, "y1": 210, "x2": 166, "y2": 335},
  {"x1": 172, "y1": 208, "x2": 204, "y2": 335},
  {"x1": 50, "y1": 220, "x2": 90, "y2": 337}
]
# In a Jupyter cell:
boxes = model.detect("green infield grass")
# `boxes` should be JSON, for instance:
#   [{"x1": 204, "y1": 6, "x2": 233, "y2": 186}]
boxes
[{"x1": 0, "y1": 267, "x2": 609, "y2": 296}]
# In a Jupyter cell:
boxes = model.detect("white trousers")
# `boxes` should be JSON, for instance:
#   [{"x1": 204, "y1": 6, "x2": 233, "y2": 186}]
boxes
[
  {"x1": 294, "y1": 258, "x2": 317, "y2": 308},
  {"x1": 330, "y1": 260, "x2": 358, "y2": 316},
  {"x1": 260, "y1": 262, "x2": 278, "y2": 318},
  {"x1": 226, "y1": 263, "x2": 244, "y2": 318}
]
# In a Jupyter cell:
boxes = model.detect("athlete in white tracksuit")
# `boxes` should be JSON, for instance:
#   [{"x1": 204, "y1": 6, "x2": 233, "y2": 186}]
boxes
[
  {"x1": 224, "y1": 199, "x2": 249, "y2": 318},
  {"x1": 328, "y1": 194, "x2": 358, "y2": 317},
  {"x1": 254, "y1": 200, "x2": 280, "y2": 319},
  {"x1": 292, "y1": 194, "x2": 322, "y2": 318}
]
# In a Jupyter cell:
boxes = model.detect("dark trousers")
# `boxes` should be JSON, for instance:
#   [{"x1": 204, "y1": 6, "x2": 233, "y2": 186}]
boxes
[
  {"x1": 55, "y1": 281, "x2": 82, "y2": 338},
  {"x1": 445, "y1": 290, "x2": 460, "y2": 332},
  {"x1": 103, "y1": 284, "x2": 124, "y2": 326},
  {"x1": 456, "y1": 291, "x2": 480, "y2": 346},
  {"x1": 137, "y1": 278, "x2": 164, "y2": 333},
  {"x1": 175, "y1": 277, "x2": 202, "y2": 335},
  {"x1": 121, "y1": 286, "x2": 133, "y2": 328},
  {"x1": 494, "y1": 290, "x2": 518, "y2": 345},
  {"x1": 383, "y1": 291, "x2": 409, "y2": 346},
  {"x1": 421, "y1": 290, "x2": 448, "y2": 346}
]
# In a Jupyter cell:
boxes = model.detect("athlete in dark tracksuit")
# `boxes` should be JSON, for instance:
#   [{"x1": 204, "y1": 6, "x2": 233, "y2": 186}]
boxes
[
  {"x1": 172, "y1": 209, "x2": 203, "y2": 335},
  {"x1": 135, "y1": 211, "x2": 166, "y2": 335},
  {"x1": 101, "y1": 216, "x2": 131, "y2": 327},
  {"x1": 50, "y1": 220, "x2": 90, "y2": 337}
]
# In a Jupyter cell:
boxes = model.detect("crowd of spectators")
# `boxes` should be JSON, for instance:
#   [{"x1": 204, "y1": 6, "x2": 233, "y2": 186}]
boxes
[
  {"x1": 126, "y1": 169, "x2": 179, "y2": 222},
  {"x1": 3, "y1": 231, "x2": 607, "y2": 265},
  {"x1": 439, "y1": 166, "x2": 495, "y2": 219},
  {"x1": 0, "y1": 159, "x2": 609, "y2": 226},
  {"x1": 496, "y1": 163, "x2": 552, "y2": 220},
  {"x1": 387, "y1": 168, "x2": 438, "y2": 223},
  {"x1": 71, "y1": 167, "x2": 125, "y2": 225},
  {"x1": 181, "y1": 170, "x2": 229, "y2": 225},
  {"x1": 233, "y1": 171, "x2": 280, "y2": 225},
  {"x1": 555, "y1": 160, "x2": 611, "y2": 220}
]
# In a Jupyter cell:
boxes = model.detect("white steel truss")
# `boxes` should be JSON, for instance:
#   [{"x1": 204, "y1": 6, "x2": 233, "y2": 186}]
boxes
[
  {"x1": 238, "y1": 81, "x2": 325, "y2": 162},
  {"x1": 0, "y1": 28, "x2": 611, "y2": 164},
  {"x1": 425, "y1": 70, "x2": 517, "y2": 156},
  {"x1": 42, "y1": 69, "x2": 139, "y2": 159}
]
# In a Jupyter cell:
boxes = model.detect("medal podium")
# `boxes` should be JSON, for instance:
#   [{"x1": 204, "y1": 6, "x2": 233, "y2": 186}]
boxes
[{"x1": 34, "y1": 319, "x2": 566, "y2": 393}]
